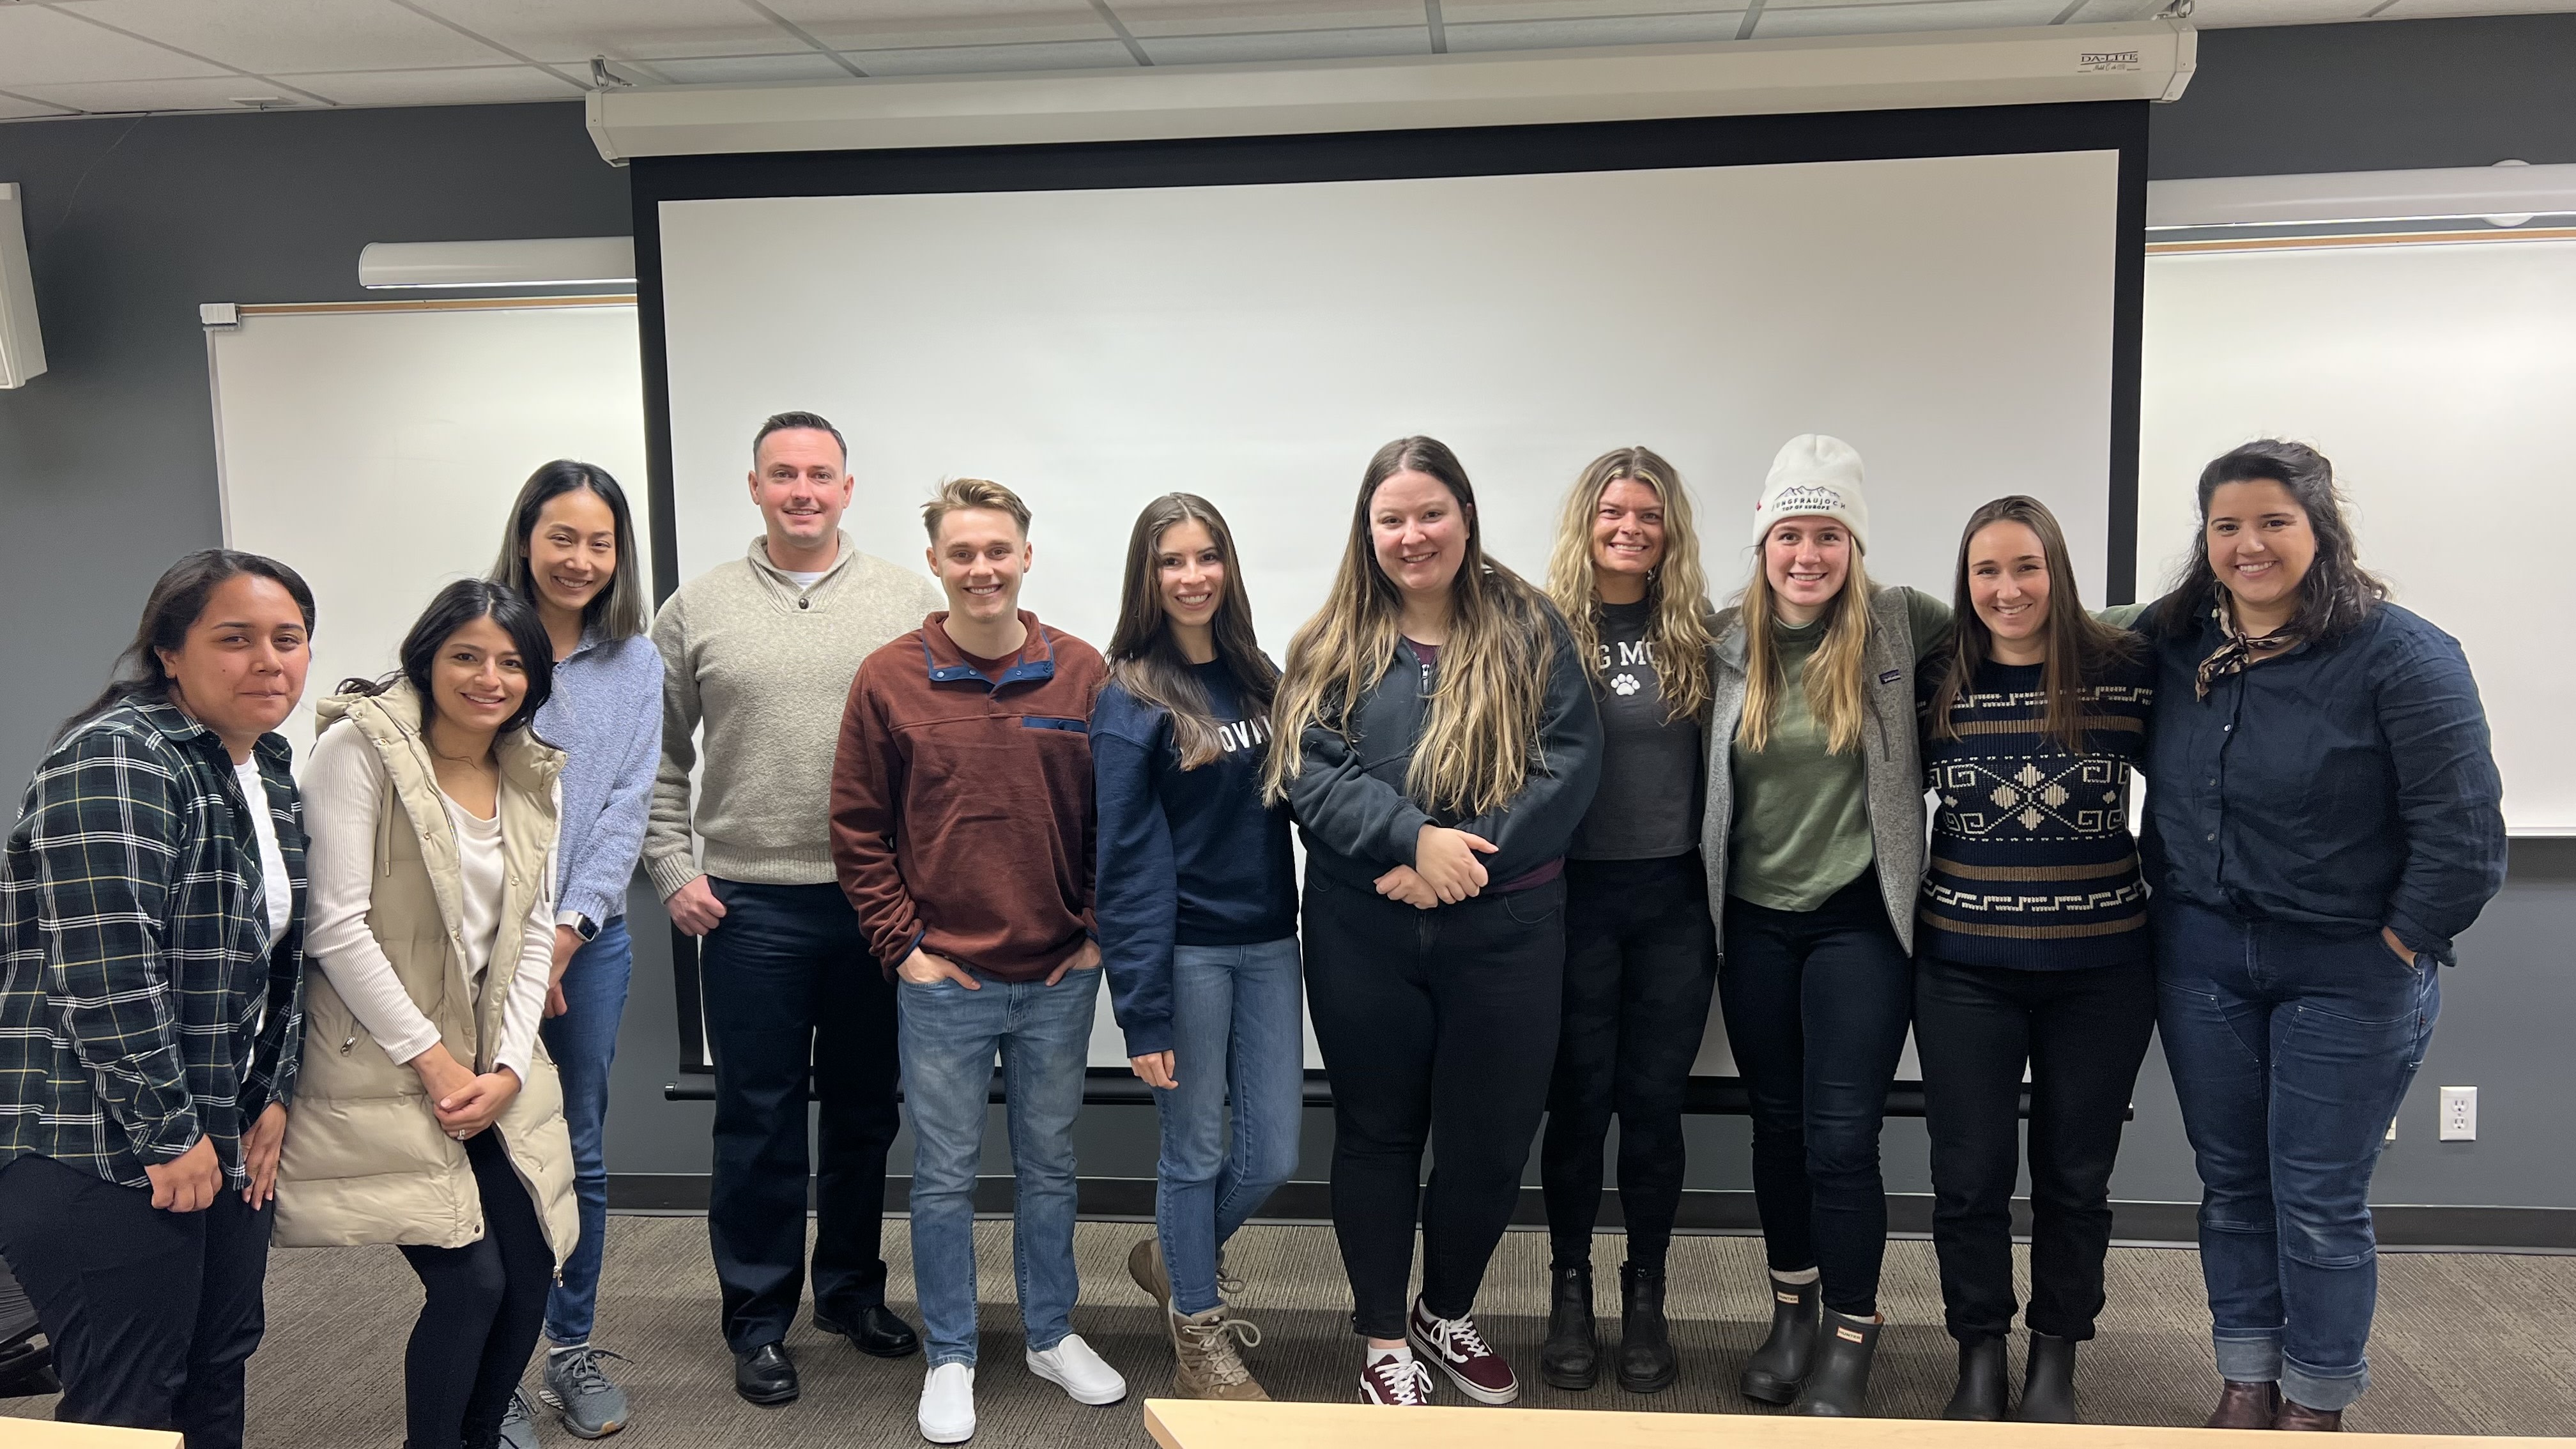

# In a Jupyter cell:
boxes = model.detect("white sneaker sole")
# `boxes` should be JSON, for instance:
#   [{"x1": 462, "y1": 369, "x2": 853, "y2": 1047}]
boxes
[
  {"x1": 1027, "y1": 1354, "x2": 1129, "y2": 1407},
  {"x1": 917, "y1": 1413, "x2": 975, "y2": 1445},
  {"x1": 1406, "y1": 1326, "x2": 1520, "y2": 1406}
]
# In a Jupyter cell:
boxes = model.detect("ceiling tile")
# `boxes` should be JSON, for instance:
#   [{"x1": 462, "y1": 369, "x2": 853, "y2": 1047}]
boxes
[
  {"x1": 2061, "y1": 0, "x2": 2168, "y2": 17},
  {"x1": 1445, "y1": 0, "x2": 1751, "y2": 18},
  {"x1": 0, "y1": 91, "x2": 84, "y2": 120},
  {"x1": 2179, "y1": 0, "x2": 2377, "y2": 22},
  {"x1": 769, "y1": 0, "x2": 1117, "y2": 50},
  {"x1": 1448, "y1": 10, "x2": 1752, "y2": 48},
  {"x1": 5, "y1": 75, "x2": 314, "y2": 113},
  {"x1": 70, "y1": 0, "x2": 508, "y2": 74},
  {"x1": 2375, "y1": 0, "x2": 2576, "y2": 15},
  {"x1": 644, "y1": 51, "x2": 862, "y2": 82},
  {"x1": 1140, "y1": 26, "x2": 1432, "y2": 61},
  {"x1": 840, "y1": 38, "x2": 1142, "y2": 73},
  {"x1": 279, "y1": 64, "x2": 586, "y2": 105},
  {"x1": 0, "y1": 5, "x2": 231, "y2": 86},
  {"x1": 406, "y1": 0, "x2": 808, "y2": 62},
  {"x1": 1748, "y1": 0, "x2": 2069, "y2": 35},
  {"x1": 1110, "y1": 1, "x2": 1423, "y2": 37}
]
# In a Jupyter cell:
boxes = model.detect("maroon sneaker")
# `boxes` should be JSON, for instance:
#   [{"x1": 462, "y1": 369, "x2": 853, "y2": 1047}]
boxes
[
  {"x1": 1360, "y1": 1350, "x2": 1434, "y2": 1406},
  {"x1": 1407, "y1": 1298, "x2": 1519, "y2": 1404}
]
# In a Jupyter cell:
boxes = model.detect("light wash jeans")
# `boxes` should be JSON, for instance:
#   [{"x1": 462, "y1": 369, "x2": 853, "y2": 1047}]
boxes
[
  {"x1": 1152, "y1": 937, "x2": 1307, "y2": 1317},
  {"x1": 539, "y1": 916, "x2": 631, "y2": 1346},
  {"x1": 899, "y1": 965, "x2": 1100, "y2": 1368}
]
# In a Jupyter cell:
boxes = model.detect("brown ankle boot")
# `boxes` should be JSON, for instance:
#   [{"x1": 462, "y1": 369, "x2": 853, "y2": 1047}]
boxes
[
  {"x1": 2207, "y1": 1379, "x2": 2281, "y2": 1428},
  {"x1": 2275, "y1": 1397, "x2": 2343, "y2": 1431},
  {"x1": 1169, "y1": 1305, "x2": 1269, "y2": 1401}
]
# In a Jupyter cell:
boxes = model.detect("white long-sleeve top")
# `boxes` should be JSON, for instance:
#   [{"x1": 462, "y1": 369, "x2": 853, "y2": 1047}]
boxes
[{"x1": 302, "y1": 723, "x2": 552, "y2": 1082}]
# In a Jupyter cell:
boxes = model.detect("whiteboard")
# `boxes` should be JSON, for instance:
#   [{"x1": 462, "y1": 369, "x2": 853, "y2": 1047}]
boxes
[
  {"x1": 2140, "y1": 241, "x2": 2576, "y2": 834},
  {"x1": 208, "y1": 302, "x2": 651, "y2": 762}
]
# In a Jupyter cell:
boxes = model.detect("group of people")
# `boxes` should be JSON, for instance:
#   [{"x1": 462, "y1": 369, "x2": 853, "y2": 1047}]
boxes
[{"x1": 0, "y1": 408, "x2": 2505, "y2": 1449}]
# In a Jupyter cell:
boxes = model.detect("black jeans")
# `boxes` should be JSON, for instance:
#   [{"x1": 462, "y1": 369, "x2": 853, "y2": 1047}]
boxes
[
  {"x1": 1540, "y1": 853, "x2": 1719, "y2": 1274},
  {"x1": 399, "y1": 1130, "x2": 553, "y2": 1449},
  {"x1": 1719, "y1": 870, "x2": 1914, "y2": 1319},
  {"x1": 1915, "y1": 954, "x2": 2158, "y2": 1344},
  {"x1": 698, "y1": 879, "x2": 903, "y2": 1353},
  {"x1": 0, "y1": 1152, "x2": 272, "y2": 1449},
  {"x1": 1304, "y1": 870, "x2": 1565, "y2": 1340}
]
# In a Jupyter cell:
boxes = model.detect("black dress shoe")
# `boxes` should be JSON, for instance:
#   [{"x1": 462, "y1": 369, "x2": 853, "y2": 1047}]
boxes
[
  {"x1": 735, "y1": 1342, "x2": 799, "y2": 1406},
  {"x1": 815, "y1": 1303, "x2": 922, "y2": 1359}
]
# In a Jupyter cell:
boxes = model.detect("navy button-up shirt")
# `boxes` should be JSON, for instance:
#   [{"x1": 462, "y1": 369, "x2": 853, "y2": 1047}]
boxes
[{"x1": 2138, "y1": 597, "x2": 2505, "y2": 964}]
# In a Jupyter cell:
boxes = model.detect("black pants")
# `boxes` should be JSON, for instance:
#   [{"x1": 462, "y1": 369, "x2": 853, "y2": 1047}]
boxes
[
  {"x1": 399, "y1": 1130, "x2": 553, "y2": 1449},
  {"x1": 1915, "y1": 953, "x2": 2158, "y2": 1344},
  {"x1": 0, "y1": 1153, "x2": 272, "y2": 1449},
  {"x1": 1719, "y1": 871, "x2": 1914, "y2": 1319},
  {"x1": 1540, "y1": 853, "x2": 1719, "y2": 1274},
  {"x1": 1304, "y1": 871, "x2": 1565, "y2": 1340},
  {"x1": 699, "y1": 879, "x2": 903, "y2": 1353}
]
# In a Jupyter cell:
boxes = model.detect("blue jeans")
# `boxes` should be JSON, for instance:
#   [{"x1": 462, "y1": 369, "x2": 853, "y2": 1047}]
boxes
[
  {"x1": 2156, "y1": 900, "x2": 2439, "y2": 1413},
  {"x1": 899, "y1": 966, "x2": 1100, "y2": 1368},
  {"x1": 540, "y1": 916, "x2": 631, "y2": 1347},
  {"x1": 1151, "y1": 937, "x2": 1307, "y2": 1316}
]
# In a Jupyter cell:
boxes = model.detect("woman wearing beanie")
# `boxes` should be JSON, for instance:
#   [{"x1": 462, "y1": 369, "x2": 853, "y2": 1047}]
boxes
[
  {"x1": 1270, "y1": 436, "x2": 1601, "y2": 1409},
  {"x1": 1533, "y1": 447, "x2": 1721, "y2": 1396},
  {"x1": 1914, "y1": 496, "x2": 2156, "y2": 1424},
  {"x1": 277, "y1": 580, "x2": 579, "y2": 1449},
  {"x1": 2128, "y1": 441, "x2": 2502, "y2": 1430},
  {"x1": 1711, "y1": 434, "x2": 1947, "y2": 1418}
]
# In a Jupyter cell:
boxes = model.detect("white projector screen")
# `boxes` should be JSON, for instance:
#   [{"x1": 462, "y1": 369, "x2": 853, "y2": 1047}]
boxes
[{"x1": 652, "y1": 146, "x2": 2129, "y2": 1072}]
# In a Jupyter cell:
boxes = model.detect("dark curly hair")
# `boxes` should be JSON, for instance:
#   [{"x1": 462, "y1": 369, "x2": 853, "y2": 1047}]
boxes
[{"x1": 2150, "y1": 439, "x2": 2386, "y2": 645}]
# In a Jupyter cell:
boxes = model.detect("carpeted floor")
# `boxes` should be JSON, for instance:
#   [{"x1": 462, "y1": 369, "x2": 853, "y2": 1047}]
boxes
[{"x1": 10, "y1": 1216, "x2": 2576, "y2": 1444}]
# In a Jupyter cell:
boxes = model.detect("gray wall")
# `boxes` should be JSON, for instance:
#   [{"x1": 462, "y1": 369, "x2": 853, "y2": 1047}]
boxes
[{"x1": 4, "y1": 16, "x2": 2573, "y2": 1215}]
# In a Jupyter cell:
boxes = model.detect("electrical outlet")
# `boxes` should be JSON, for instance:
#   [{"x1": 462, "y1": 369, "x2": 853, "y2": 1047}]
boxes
[{"x1": 2439, "y1": 1086, "x2": 2477, "y2": 1142}]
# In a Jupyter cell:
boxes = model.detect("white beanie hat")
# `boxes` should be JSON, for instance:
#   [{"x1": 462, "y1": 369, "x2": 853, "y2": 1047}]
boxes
[{"x1": 1754, "y1": 434, "x2": 1869, "y2": 552}]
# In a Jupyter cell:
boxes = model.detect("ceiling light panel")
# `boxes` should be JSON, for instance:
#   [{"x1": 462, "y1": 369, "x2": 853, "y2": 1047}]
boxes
[
  {"x1": 70, "y1": 0, "x2": 509, "y2": 75},
  {"x1": 763, "y1": 0, "x2": 1120, "y2": 50},
  {"x1": 0, "y1": 4, "x2": 230, "y2": 86},
  {"x1": 406, "y1": 0, "x2": 806, "y2": 62}
]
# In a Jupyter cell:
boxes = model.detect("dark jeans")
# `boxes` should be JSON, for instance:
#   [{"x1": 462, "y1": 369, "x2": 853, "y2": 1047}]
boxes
[
  {"x1": 1719, "y1": 871, "x2": 1914, "y2": 1319},
  {"x1": 1915, "y1": 953, "x2": 2157, "y2": 1344},
  {"x1": 1540, "y1": 852, "x2": 1719, "y2": 1274},
  {"x1": 1303, "y1": 871, "x2": 1565, "y2": 1340},
  {"x1": 399, "y1": 1130, "x2": 553, "y2": 1449},
  {"x1": 2156, "y1": 899, "x2": 2438, "y2": 1413},
  {"x1": 0, "y1": 1153, "x2": 272, "y2": 1449},
  {"x1": 698, "y1": 879, "x2": 903, "y2": 1353}
]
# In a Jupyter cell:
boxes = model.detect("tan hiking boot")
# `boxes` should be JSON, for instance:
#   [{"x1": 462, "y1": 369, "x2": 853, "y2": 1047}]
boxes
[
  {"x1": 1128, "y1": 1236, "x2": 1170, "y2": 1308},
  {"x1": 1168, "y1": 1305, "x2": 1269, "y2": 1401}
]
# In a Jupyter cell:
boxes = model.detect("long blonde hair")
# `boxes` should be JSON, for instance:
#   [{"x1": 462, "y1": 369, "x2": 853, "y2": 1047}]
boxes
[
  {"x1": 1263, "y1": 436, "x2": 1558, "y2": 817},
  {"x1": 1736, "y1": 543, "x2": 1874, "y2": 755},
  {"x1": 1544, "y1": 447, "x2": 1715, "y2": 724}
]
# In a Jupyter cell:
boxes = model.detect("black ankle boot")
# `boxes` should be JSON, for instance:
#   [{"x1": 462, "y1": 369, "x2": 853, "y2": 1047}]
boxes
[
  {"x1": 1540, "y1": 1261, "x2": 1598, "y2": 1390},
  {"x1": 1942, "y1": 1337, "x2": 2009, "y2": 1420},
  {"x1": 1739, "y1": 1272, "x2": 1820, "y2": 1404},
  {"x1": 1791, "y1": 1308, "x2": 1881, "y2": 1417},
  {"x1": 1616, "y1": 1261, "x2": 1678, "y2": 1394},
  {"x1": 2012, "y1": 1332, "x2": 2079, "y2": 1422}
]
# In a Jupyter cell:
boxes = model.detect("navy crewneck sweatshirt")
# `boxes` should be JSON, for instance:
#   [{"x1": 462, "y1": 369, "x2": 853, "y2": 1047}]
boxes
[{"x1": 1094, "y1": 660, "x2": 1298, "y2": 1057}]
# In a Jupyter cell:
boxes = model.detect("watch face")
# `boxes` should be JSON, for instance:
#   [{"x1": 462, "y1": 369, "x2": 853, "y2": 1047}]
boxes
[{"x1": 576, "y1": 916, "x2": 601, "y2": 941}]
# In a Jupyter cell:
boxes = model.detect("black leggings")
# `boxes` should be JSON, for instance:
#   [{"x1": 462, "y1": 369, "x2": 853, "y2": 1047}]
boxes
[
  {"x1": 1719, "y1": 871, "x2": 1914, "y2": 1319},
  {"x1": 1540, "y1": 853, "x2": 1719, "y2": 1274},
  {"x1": 399, "y1": 1130, "x2": 553, "y2": 1449},
  {"x1": 1303, "y1": 870, "x2": 1565, "y2": 1340}
]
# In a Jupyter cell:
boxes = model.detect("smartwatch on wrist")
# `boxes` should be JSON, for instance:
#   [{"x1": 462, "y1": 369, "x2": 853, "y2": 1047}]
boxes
[{"x1": 571, "y1": 913, "x2": 601, "y2": 943}]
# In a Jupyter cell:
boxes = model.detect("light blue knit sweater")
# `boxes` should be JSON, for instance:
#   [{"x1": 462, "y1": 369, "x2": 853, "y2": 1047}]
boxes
[{"x1": 537, "y1": 629, "x2": 664, "y2": 928}]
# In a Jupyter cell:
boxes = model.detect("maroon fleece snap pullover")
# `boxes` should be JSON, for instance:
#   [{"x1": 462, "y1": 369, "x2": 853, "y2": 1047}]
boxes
[{"x1": 831, "y1": 610, "x2": 1106, "y2": 983}]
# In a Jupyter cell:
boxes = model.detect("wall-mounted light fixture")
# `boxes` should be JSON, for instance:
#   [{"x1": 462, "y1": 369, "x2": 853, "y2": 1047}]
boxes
[{"x1": 358, "y1": 237, "x2": 636, "y2": 289}]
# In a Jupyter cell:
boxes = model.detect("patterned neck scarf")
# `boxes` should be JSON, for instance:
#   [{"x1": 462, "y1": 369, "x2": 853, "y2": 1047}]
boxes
[{"x1": 2194, "y1": 590, "x2": 2302, "y2": 700}]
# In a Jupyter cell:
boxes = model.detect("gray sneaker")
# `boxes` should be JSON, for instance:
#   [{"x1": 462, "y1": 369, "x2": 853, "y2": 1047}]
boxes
[
  {"x1": 498, "y1": 1388, "x2": 542, "y2": 1449},
  {"x1": 539, "y1": 1345, "x2": 631, "y2": 1439}
]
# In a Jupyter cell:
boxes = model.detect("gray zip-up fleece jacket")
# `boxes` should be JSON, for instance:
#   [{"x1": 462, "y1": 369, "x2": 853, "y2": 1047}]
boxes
[{"x1": 1701, "y1": 584, "x2": 1940, "y2": 950}]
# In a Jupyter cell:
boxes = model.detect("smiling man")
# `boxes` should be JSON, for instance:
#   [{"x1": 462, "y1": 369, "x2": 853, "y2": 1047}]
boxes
[{"x1": 644, "y1": 411, "x2": 944, "y2": 1407}]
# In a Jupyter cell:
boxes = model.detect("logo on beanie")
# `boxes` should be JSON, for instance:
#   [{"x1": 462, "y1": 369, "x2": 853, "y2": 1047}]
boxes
[{"x1": 1768, "y1": 484, "x2": 1847, "y2": 517}]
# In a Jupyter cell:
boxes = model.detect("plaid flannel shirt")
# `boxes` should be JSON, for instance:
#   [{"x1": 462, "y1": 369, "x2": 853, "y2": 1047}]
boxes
[{"x1": 0, "y1": 698, "x2": 307, "y2": 1189}]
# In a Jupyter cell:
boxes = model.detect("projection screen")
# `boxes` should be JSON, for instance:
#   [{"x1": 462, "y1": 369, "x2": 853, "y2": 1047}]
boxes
[{"x1": 639, "y1": 107, "x2": 2145, "y2": 1075}]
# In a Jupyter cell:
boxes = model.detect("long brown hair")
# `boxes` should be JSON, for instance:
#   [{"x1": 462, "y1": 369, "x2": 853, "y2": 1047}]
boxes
[
  {"x1": 1263, "y1": 436, "x2": 1558, "y2": 816},
  {"x1": 2150, "y1": 438, "x2": 2386, "y2": 645},
  {"x1": 1105, "y1": 493, "x2": 1278, "y2": 770},
  {"x1": 1736, "y1": 544, "x2": 1873, "y2": 756},
  {"x1": 1929, "y1": 496, "x2": 2140, "y2": 755},
  {"x1": 1544, "y1": 447, "x2": 1715, "y2": 724}
]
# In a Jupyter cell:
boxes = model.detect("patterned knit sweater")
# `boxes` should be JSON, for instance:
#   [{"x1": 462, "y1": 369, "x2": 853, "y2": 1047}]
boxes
[{"x1": 1915, "y1": 651, "x2": 2156, "y2": 969}]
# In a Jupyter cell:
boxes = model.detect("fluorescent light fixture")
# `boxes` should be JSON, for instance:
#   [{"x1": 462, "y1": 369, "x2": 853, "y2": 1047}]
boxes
[
  {"x1": 586, "y1": 21, "x2": 2195, "y2": 162},
  {"x1": 358, "y1": 237, "x2": 636, "y2": 289},
  {"x1": 2147, "y1": 163, "x2": 2576, "y2": 231}
]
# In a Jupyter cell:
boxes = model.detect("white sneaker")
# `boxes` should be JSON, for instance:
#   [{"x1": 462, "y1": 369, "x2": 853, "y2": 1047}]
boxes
[
  {"x1": 918, "y1": 1363, "x2": 976, "y2": 1444},
  {"x1": 1027, "y1": 1332, "x2": 1129, "y2": 1406}
]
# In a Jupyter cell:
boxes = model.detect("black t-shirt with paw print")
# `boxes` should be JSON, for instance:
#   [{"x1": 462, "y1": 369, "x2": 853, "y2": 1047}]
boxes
[{"x1": 1571, "y1": 597, "x2": 1705, "y2": 862}]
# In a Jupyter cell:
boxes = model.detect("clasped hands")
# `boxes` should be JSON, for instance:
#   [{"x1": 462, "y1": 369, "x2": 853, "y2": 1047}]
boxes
[
  {"x1": 1374, "y1": 823, "x2": 1498, "y2": 911},
  {"x1": 410, "y1": 1043, "x2": 521, "y2": 1142}
]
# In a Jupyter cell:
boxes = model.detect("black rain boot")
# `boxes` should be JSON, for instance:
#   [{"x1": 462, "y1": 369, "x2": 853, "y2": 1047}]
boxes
[
  {"x1": 1739, "y1": 1272, "x2": 1820, "y2": 1404},
  {"x1": 1616, "y1": 1261, "x2": 1678, "y2": 1394},
  {"x1": 2012, "y1": 1332, "x2": 2080, "y2": 1422},
  {"x1": 1791, "y1": 1308, "x2": 1882, "y2": 1417},
  {"x1": 1942, "y1": 1337, "x2": 2010, "y2": 1420},
  {"x1": 1540, "y1": 1261, "x2": 1598, "y2": 1390}
]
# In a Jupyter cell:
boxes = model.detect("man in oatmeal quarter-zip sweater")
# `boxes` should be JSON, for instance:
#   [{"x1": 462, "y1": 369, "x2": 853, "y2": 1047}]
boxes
[{"x1": 645, "y1": 411, "x2": 944, "y2": 1404}]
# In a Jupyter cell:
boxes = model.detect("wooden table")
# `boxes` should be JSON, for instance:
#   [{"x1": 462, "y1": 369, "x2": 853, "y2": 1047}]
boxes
[
  {"x1": 1144, "y1": 1400, "x2": 2576, "y2": 1448},
  {"x1": 0, "y1": 1420, "x2": 182, "y2": 1448}
]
